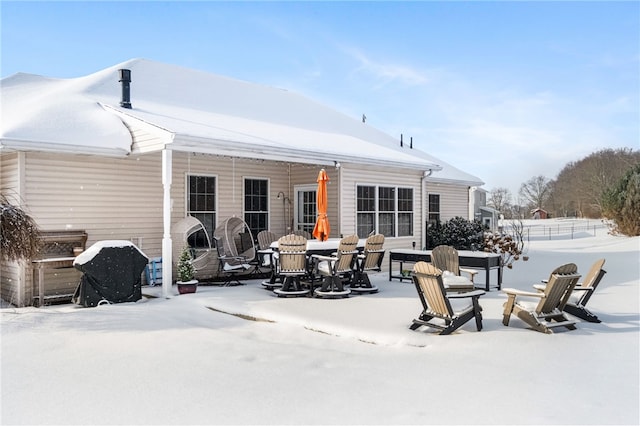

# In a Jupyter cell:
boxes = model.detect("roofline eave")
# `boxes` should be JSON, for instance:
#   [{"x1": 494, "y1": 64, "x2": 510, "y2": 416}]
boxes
[
  {"x1": 426, "y1": 176, "x2": 485, "y2": 187},
  {"x1": 0, "y1": 138, "x2": 130, "y2": 157},
  {"x1": 169, "y1": 135, "x2": 442, "y2": 172}
]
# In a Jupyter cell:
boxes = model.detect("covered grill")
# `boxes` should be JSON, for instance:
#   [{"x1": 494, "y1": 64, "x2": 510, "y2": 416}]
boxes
[{"x1": 72, "y1": 240, "x2": 148, "y2": 307}]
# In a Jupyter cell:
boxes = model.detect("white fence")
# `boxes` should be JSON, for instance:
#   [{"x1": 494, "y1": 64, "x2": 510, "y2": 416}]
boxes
[{"x1": 499, "y1": 219, "x2": 608, "y2": 241}]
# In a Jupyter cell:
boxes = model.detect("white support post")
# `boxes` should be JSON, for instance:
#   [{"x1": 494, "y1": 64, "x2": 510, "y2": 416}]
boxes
[{"x1": 161, "y1": 149, "x2": 173, "y2": 298}]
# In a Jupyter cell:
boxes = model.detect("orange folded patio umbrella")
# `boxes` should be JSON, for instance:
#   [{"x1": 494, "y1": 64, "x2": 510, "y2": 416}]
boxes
[{"x1": 312, "y1": 168, "x2": 330, "y2": 241}]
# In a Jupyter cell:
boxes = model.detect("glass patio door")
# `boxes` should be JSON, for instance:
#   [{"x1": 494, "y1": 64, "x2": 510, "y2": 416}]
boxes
[{"x1": 294, "y1": 185, "x2": 316, "y2": 234}]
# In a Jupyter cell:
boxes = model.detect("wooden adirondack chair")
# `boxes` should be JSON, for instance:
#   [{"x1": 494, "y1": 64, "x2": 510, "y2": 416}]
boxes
[
  {"x1": 410, "y1": 262, "x2": 485, "y2": 335},
  {"x1": 431, "y1": 245, "x2": 476, "y2": 292},
  {"x1": 273, "y1": 234, "x2": 310, "y2": 297},
  {"x1": 534, "y1": 259, "x2": 607, "y2": 323},
  {"x1": 502, "y1": 263, "x2": 581, "y2": 333},
  {"x1": 351, "y1": 233, "x2": 385, "y2": 294},
  {"x1": 312, "y1": 235, "x2": 359, "y2": 298}
]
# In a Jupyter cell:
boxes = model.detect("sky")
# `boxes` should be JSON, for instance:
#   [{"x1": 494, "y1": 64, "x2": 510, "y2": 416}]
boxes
[
  {"x1": 1, "y1": 1, "x2": 638, "y2": 197},
  {"x1": 2, "y1": 219, "x2": 639, "y2": 424}
]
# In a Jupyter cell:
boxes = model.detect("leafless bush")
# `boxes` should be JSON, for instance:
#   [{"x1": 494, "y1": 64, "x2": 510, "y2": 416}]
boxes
[
  {"x1": 0, "y1": 194, "x2": 41, "y2": 262},
  {"x1": 484, "y1": 219, "x2": 528, "y2": 269}
]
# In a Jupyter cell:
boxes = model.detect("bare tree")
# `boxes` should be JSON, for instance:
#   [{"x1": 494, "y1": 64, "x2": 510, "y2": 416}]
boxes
[
  {"x1": 550, "y1": 148, "x2": 640, "y2": 218},
  {"x1": 487, "y1": 187, "x2": 512, "y2": 214},
  {"x1": 519, "y1": 175, "x2": 552, "y2": 210}
]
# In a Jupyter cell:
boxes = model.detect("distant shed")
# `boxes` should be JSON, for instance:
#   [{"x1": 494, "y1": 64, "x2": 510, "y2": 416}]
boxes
[{"x1": 532, "y1": 208, "x2": 549, "y2": 219}]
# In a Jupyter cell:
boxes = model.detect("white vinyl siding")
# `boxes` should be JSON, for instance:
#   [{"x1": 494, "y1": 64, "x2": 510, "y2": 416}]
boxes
[
  {"x1": 1, "y1": 149, "x2": 473, "y2": 304},
  {"x1": 426, "y1": 182, "x2": 470, "y2": 221},
  {"x1": 0, "y1": 152, "x2": 26, "y2": 305},
  {"x1": 339, "y1": 165, "x2": 423, "y2": 269}
]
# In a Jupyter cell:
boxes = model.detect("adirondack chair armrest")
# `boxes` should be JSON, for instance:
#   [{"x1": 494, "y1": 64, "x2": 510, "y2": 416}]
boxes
[
  {"x1": 533, "y1": 284, "x2": 546, "y2": 292},
  {"x1": 533, "y1": 284, "x2": 593, "y2": 293},
  {"x1": 311, "y1": 254, "x2": 336, "y2": 262},
  {"x1": 459, "y1": 267, "x2": 478, "y2": 276},
  {"x1": 448, "y1": 289, "x2": 485, "y2": 299},
  {"x1": 502, "y1": 288, "x2": 543, "y2": 298},
  {"x1": 571, "y1": 285, "x2": 593, "y2": 293}
]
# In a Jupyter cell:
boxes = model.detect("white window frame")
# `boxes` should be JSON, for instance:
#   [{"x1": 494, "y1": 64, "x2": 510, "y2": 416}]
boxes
[
  {"x1": 243, "y1": 176, "x2": 270, "y2": 237},
  {"x1": 293, "y1": 184, "x2": 317, "y2": 234},
  {"x1": 185, "y1": 173, "x2": 218, "y2": 246},
  {"x1": 428, "y1": 192, "x2": 441, "y2": 225},
  {"x1": 356, "y1": 183, "x2": 414, "y2": 238}
]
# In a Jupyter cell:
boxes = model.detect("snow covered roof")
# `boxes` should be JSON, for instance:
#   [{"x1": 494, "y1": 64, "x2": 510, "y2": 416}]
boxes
[{"x1": 0, "y1": 58, "x2": 482, "y2": 183}]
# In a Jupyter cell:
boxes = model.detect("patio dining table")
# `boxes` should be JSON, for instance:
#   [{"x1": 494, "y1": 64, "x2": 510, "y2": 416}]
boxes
[
  {"x1": 268, "y1": 238, "x2": 367, "y2": 288},
  {"x1": 270, "y1": 238, "x2": 367, "y2": 255}
]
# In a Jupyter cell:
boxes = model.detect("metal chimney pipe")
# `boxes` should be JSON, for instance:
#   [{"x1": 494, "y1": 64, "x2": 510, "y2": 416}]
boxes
[{"x1": 118, "y1": 69, "x2": 132, "y2": 109}]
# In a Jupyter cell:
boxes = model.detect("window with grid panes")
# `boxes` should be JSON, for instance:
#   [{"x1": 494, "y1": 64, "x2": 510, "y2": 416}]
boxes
[
  {"x1": 244, "y1": 178, "x2": 268, "y2": 239},
  {"x1": 428, "y1": 193, "x2": 440, "y2": 225},
  {"x1": 378, "y1": 186, "x2": 395, "y2": 237},
  {"x1": 356, "y1": 185, "x2": 376, "y2": 237},
  {"x1": 297, "y1": 189, "x2": 317, "y2": 234},
  {"x1": 397, "y1": 187, "x2": 413, "y2": 236},
  {"x1": 187, "y1": 175, "x2": 216, "y2": 248},
  {"x1": 356, "y1": 185, "x2": 414, "y2": 238}
]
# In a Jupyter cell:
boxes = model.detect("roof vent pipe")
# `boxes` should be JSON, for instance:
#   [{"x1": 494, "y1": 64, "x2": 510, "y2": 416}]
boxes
[
  {"x1": 400, "y1": 134, "x2": 403, "y2": 147},
  {"x1": 118, "y1": 69, "x2": 132, "y2": 109},
  {"x1": 410, "y1": 137, "x2": 413, "y2": 149}
]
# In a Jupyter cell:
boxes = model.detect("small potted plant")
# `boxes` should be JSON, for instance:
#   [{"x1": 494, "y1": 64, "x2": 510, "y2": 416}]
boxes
[{"x1": 177, "y1": 245, "x2": 198, "y2": 294}]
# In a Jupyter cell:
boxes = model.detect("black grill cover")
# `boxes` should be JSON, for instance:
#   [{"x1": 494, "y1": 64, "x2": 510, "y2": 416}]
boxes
[{"x1": 73, "y1": 241, "x2": 148, "y2": 307}]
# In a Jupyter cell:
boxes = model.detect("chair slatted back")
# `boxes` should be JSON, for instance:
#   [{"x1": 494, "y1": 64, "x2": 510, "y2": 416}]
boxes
[
  {"x1": 578, "y1": 259, "x2": 606, "y2": 305},
  {"x1": 335, "y1": 235, "x2": 360, "y2": 274},
  {"x1": 277, "y1": 234, "x2": 307, "y2": 274},
  {"x1": 581, "y1": 259, "x2": 606, "y2": 289},
  {"x1": 431, "y1": 245, "x2": 460, "y2": 275},
  {"x1": 362, "y1": 234, "x2": 385, "y2": 271},
  {"x1": 412, "y1": 262, "x2": 453, "y2": 318},
  {"x1": 538, "y1": 270, "x2": 581, "y2": 314},
  {"x1": 549, "y1": 262, "x2": 578, "y2": 276},
  {"x1": 293, "y1": 229, "x2": 313, "y2": 239},
  {"x1": 257, "y1": 231, "x2": 278, "y2": 251}
]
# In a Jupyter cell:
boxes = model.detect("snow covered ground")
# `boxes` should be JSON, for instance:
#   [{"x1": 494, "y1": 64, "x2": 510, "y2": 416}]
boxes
[{"x1": 2, "y1": 219, "x2": 638, "y2": 425}]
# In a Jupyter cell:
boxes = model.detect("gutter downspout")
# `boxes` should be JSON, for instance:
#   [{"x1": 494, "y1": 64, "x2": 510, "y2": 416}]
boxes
[
  {"x1": 161, "y1": 149, "x2": 173, "y2": 298},
  {"x1": 336, "y1": 162, "x2": 342, "y2": 237},
  {"x1": 421, "y1": 170, "x2": 433, "y2": 250}
]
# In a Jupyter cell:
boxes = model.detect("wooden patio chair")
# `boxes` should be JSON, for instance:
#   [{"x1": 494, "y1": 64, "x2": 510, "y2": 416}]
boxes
[
  {"x1": 312, "y1": 235, "x2": 359, "y2": 298},
  {"x1": 351, "y1": 233, "x2": 385, "y2": 294},
  {"x1": 410, "y1": 262, "x2": 485, "y2": 335},
  {"x1": 257, "y1": 230, "x2": 278, "y2": 266},
  {"x1": 273, "y1": 234, "x2": 310, "y2": 297},
  {"x1": 502, "y1": 263, "x2": 581, "y2": 333},
  {"x1": 257, "y1": 231, "x2": 278, "y2": 252},
  {"x1": 257, "y1": 230, "x2": 281, "y2": 289},
  {"x1": 293, "y1": 229, "x2": 313, "y2": 239},
  {"x1": 534, "y1": 259, "x2": 607, "y2": 323},
  {"x1": 431, "y1": 245, "x2": 476, "y2": 292}
]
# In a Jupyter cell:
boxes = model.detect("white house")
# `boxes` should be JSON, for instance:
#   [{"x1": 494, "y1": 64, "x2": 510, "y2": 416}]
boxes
[{"x1": 0, "y1": 58, "x2": 483, "y2": 306}]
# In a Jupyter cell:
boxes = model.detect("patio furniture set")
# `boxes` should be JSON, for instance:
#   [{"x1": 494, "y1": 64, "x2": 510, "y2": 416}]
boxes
[
  {"x1": 261, "y1": 233, "x2": 386, "y2": 298},
  {"x1": 409, "y1": 256, "x2": 607, "y2": 335},
  {"x1": 389, "y1": 247, "x2": 503, "y2": 291}
]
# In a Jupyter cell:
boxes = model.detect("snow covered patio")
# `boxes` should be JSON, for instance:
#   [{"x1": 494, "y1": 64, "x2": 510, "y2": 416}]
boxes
[{"x1": 1, "y1": 222, "x2": 638, "y2": 425}]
